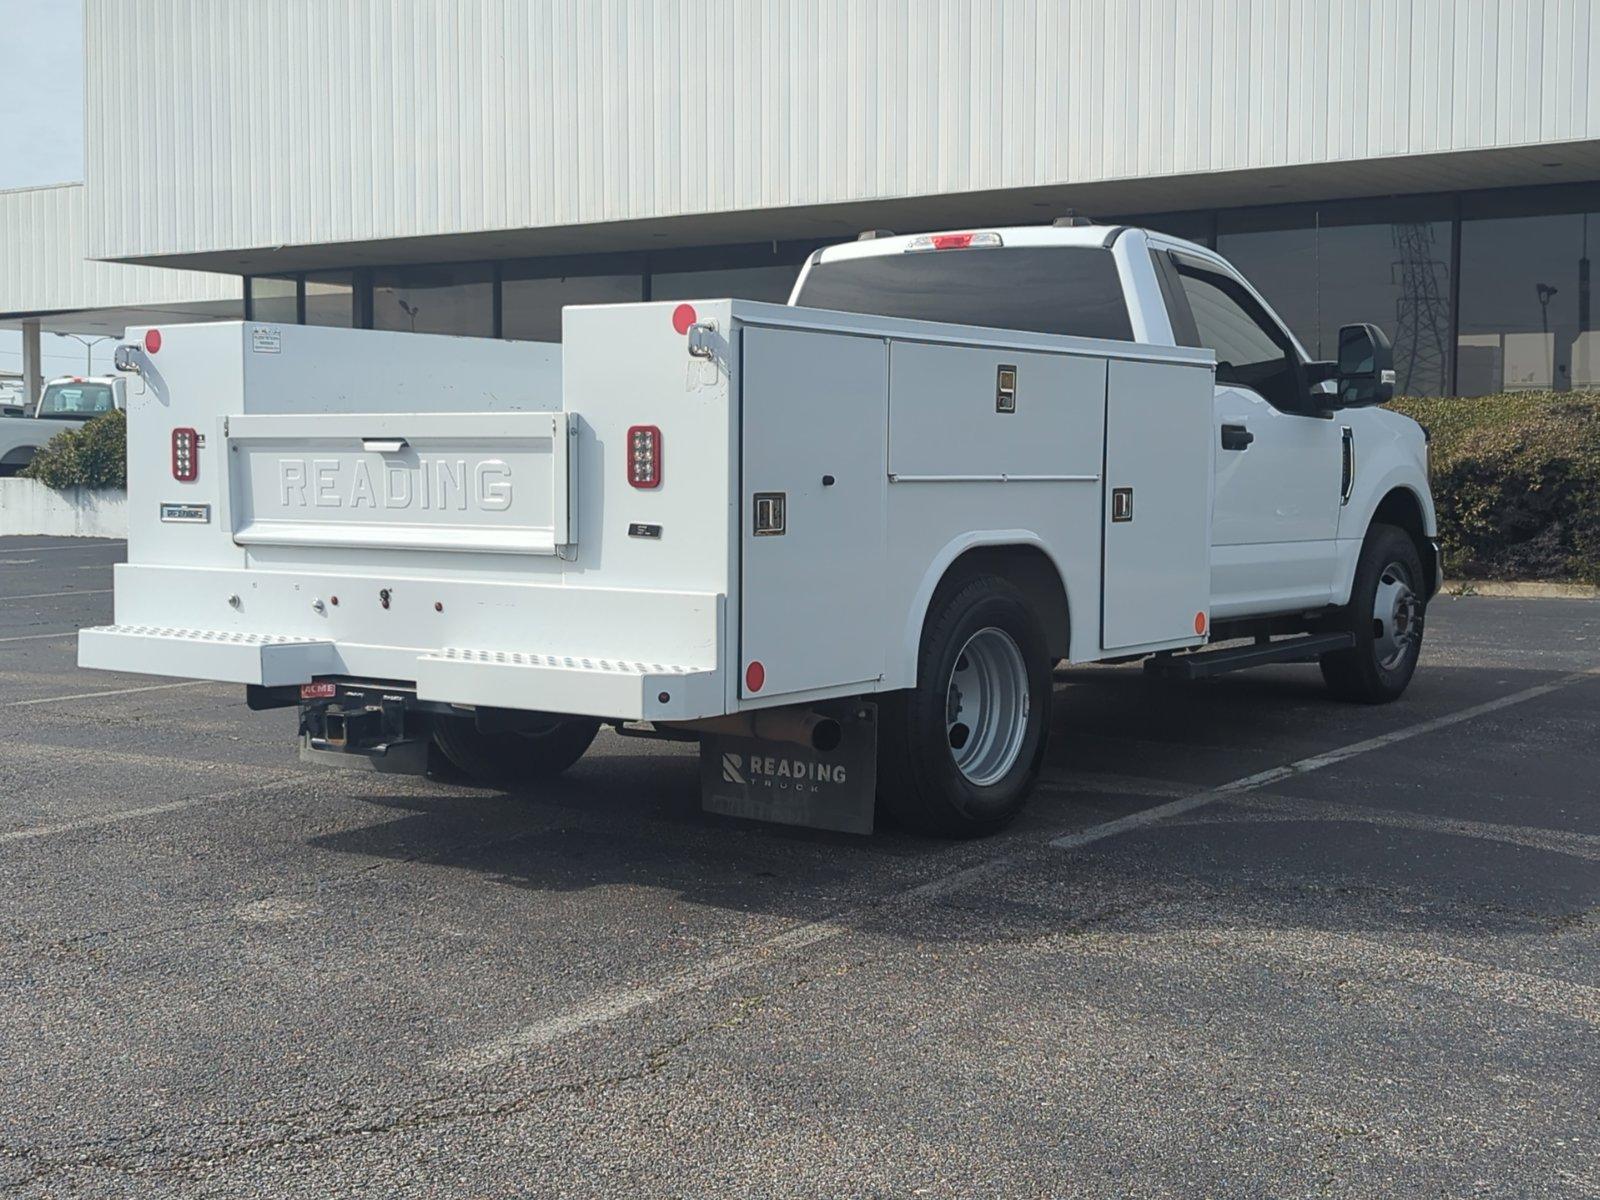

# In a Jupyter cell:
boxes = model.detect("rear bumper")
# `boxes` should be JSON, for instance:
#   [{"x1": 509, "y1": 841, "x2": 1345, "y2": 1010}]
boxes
[
  {"x1": 80, "y1": 622, "x2": 723, "y2": 721},
  {"x1": 78, "y1": 564, "x2": 727, "y2": 721}
]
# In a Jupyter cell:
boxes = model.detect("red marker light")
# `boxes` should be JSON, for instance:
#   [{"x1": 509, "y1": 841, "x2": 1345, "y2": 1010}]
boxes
[
  {"x1": 1194, "y1": 612, "x2": 1208, "y2": 636},
  {"x1": 745, "y1": 661, "x2": 766, "y2": 693},
  {"x1": 931, "y1": 233, "x2": 975, "y2": 250},
  {"x1": 671, "y1": 303, "x2": 697, "y2": 335},
  {"x1": 144, "y1": 329, "x2": 162, "y2": 353}
]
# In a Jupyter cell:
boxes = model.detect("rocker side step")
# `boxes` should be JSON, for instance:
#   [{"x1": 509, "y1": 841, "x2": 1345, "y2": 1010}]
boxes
[{"x1": 1144, "y1": 632, "x2": 1355, "y2": 680}]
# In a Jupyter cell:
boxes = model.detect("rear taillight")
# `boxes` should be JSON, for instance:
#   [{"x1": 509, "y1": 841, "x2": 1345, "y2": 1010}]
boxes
[
  {"x1": 627, "y1": 425, "x2": 661, "y2": 488},
  {"x1": 171, "y1": 427, "x2": 198, "y2": 481}
]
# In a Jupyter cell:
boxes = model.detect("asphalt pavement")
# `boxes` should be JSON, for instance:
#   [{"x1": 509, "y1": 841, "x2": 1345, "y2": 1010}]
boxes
[{"x1": 1, "y1": 535, "x2": 1596, "y2": 1198}]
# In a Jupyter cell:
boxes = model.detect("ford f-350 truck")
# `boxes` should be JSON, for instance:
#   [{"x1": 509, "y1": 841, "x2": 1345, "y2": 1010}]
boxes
[{"x1": 79, "y1": 223, "x2": 1438, "y2": 836}]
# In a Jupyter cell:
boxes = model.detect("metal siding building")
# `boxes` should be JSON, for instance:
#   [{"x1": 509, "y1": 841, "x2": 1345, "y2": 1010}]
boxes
[
  {"x1": 5, "y1": 0, "x2": 1600, "y2": 397},
  {"x1": 81, "y1": 0, "x2": 1600, "y2": 269}
]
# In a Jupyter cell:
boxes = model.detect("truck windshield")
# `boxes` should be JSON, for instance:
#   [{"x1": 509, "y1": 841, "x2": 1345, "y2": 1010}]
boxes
[
  {"x1": 793, "y1": 246, "x2": 1135, "y2": 341},
  {"x1": 38, "y1": 382, "x2": 115, "y2": 419}
]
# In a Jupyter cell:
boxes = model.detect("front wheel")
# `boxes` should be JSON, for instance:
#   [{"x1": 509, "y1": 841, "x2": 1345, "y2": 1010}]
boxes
[
  {"x1": 431, "y1": 715, "x2": 600, "y2": 787},
  {"x1": 877, "y1": 574, "x2": 1052, "y2": 837},
  {"x1": 1320, "y1": 523, "x2": 1426, "y2": 703}
]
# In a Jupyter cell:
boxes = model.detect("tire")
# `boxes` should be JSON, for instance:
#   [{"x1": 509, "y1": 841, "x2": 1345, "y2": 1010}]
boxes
[
  {"x1": 430, "y1": 714, "x2": 600, "y2": 787},
  {"x1": 877, "y1": 573, "x2": 1052, "y2": 837},
  {"x1": 1320, "y1": 523, "x2": 1426, "y2": 704}
]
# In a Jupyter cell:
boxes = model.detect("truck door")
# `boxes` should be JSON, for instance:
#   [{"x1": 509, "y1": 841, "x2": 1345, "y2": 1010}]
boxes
[{"x1": 1165, "y1": 256, "x2": 1342, "y2": 619}]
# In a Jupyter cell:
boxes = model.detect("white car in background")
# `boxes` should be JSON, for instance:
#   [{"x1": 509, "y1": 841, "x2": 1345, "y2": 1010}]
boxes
[{"x1": 0, "y1": 375, "x2": 126, "y2": 476}]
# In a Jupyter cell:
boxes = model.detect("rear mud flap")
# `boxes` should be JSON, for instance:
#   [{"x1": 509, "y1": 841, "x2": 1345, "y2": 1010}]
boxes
[{"x1": 699, "y1": 701, "x2": 877, "y2": 835}]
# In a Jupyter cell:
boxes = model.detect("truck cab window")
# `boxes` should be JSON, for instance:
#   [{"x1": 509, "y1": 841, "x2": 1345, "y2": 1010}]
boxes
[
  {"x1": 1173, "y1": 264, "x2": 1300, "y2": 410},
  {"x1": 37, "y1": 382, "x2": 115, "y2": 419},
  {"x1": 794, "y1": 247, "x2": 1135, "y2": 341}
]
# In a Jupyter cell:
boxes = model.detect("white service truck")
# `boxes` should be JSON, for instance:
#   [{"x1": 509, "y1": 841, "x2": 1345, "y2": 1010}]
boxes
[
  {"x1": 0, "y1": 375, "x2": 127, "y2": 475},
  {"x1": 79, "y1": 223, "x2": 1438, "y2": 836}
]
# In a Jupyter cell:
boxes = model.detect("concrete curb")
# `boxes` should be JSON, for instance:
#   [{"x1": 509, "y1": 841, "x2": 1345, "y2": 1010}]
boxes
[
  {"x1": 0, "y1": 478, "x2": 128, "y2": 538},
  {"x1": 1445, "y1": 580, "x2": 1600, "y2": 600}
]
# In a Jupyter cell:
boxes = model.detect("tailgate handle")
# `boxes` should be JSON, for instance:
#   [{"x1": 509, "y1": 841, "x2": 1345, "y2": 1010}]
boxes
[{"x1": 361, "y1": 437, "x2": 409, "y2": 453}]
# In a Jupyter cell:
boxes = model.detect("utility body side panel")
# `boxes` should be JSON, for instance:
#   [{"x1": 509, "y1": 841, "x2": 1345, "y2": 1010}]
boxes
[
  {"x1": 1101, "y1": 359, "x2": 1213, "y2": 650},
  {"x1": 739, "y1": 327, "x2": 888, "y2": 700}
]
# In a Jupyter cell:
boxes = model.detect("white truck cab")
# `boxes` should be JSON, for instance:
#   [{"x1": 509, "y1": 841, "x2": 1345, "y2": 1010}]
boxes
[
  {"x1": 79, "y1": 223, "x2": 1437, "y2": 836},
  {"x1": 0, "y1": 374, "x2": 127, "y2": 476}
]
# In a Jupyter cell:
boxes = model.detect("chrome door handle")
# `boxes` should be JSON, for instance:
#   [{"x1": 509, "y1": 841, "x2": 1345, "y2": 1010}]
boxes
[{"x1": 361, "y1": 437, "x2": 408, "y2": 453}]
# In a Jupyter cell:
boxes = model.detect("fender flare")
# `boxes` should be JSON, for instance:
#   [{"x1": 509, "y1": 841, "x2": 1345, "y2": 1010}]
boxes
[
  {"x1": 1334, "y1": 471, "x2": 1438, "y2": 605},
  {"x1": 894, "y1": 529, "x2": 1072, "y2": 688}
]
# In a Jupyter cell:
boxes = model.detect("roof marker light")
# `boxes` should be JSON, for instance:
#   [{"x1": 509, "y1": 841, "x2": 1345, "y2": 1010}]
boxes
[{"x1": 906, "y1": 231, "x2": 1003, "y2": 252}]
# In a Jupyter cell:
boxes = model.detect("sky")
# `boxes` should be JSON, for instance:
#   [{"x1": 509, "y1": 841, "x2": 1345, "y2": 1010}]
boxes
[{"x1": 0, "y1": 0, "x2": 90, "y2": 386}]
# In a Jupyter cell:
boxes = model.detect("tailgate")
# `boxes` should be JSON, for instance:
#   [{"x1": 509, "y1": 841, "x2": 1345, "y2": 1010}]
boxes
[{"x1": 225, "y1": 411, "x2": 576, "y2": 555}]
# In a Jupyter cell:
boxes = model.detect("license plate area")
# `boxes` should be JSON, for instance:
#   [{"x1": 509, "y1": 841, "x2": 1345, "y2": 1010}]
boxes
[{"x1": 226, "y1": 411, "x2": 575, "y2": 555}]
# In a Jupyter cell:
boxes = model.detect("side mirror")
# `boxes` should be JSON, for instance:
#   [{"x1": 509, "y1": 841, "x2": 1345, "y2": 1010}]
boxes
[{"x1": 1335, "y1": 323, "x2": 1395, "y2": 407}]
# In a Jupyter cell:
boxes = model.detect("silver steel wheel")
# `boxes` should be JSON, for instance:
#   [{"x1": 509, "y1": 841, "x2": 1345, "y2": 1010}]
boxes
[
  {"x1": 1372, "y1": 560, "x2": 1421, "y2": 671},
  {"x1": 945, "y1": 626, "x2": 1030, "y2": 786}
]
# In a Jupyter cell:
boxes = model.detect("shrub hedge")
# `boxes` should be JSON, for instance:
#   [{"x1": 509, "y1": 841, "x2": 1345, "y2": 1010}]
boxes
[
  {"x1": 1391, "y1": 390, "x2": 1600, "y2": 585},
  {"x1": 19, "y1": 408, "x2": 127, "y2": 490}
]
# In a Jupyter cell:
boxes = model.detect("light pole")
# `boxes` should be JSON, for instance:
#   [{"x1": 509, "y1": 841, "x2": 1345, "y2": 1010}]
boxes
[{"x1": 51, "y1": 332, "x2": 117, "y2": 376}]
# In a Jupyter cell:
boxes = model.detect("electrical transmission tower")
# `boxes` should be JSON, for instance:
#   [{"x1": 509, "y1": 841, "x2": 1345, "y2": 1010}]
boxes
[{"x1": 1390, "y1": 222, "x2": 1452, "y2": 396}]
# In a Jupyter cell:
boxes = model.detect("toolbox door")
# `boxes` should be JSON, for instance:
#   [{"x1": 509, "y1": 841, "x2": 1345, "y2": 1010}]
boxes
[
  {"x1": 739, "y1": 327, "x2": 888, "y2": 700},
  {"x1": 1101, "y1": 359, "x2": 1214, "y2": 651}
]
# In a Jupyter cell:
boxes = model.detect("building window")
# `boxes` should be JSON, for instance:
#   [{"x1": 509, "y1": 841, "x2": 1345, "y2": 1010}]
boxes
[
  {"x1": 304, "y1": 270, "x2": 355, "y2": 328},
  {"x1": 372, "y1": 263, "x2": 493, "y2": 336},
  {"x1": 649, "y1": 263, "x2": 802, "y2": 303},
  {"x1": 1217, "y1": 198, "x2": 1453, "y2": 398},
  {"x1": 248, "y1": 275, "x2": 299, "y2": 324},
  {"x1": 501, "y1": 268, "x2": 643, "y2": 343},
  {"x1": 1457, "y1": 189, "x2": 1600, "y2": 396}
]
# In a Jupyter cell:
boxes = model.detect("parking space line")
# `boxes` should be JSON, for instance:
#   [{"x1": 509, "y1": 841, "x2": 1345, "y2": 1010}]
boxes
[
  {"x1": 2, "y1": 588, "x2": 113, "y2": 602},
  {"x1": 445, "y1": 666, "x2": 1599, "y2": 1073},
  {"x1": 0, "y1": 631, "x2": 78, "y2": 644},
  {"x1": 1049, "y1": 668, "x2": 1600, "y2": 852},
  {"x1": 1036, "y1": 770, "x2": 1191, "y2": 799},
  {"x1": 0, "y1": 777, "x2": 304, "y2": 845},
  {"x1": 2, "y1": 680, "x2": 206, "y2": 708},
  {"x1": 0, "y1": 540, "x2": 124, "y2": 553},
  {"x1": 1162, "y1": 794, "x2": 1600, "y2": 861}
]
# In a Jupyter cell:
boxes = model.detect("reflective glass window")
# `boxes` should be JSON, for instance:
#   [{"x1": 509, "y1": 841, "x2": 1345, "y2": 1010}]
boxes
[
  {"x1": 372, "y1": 264, "x2": 493, "y2": 336},
  {"x1": 501, "y1": 272, "x2": 643, "y2": 342},
  {"x1": 1457, "y1": 200, "x2": 1600, "y2": 395}
]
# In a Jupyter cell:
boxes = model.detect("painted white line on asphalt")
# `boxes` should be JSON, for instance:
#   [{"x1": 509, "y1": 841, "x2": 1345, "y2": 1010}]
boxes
[
  {"x1": 0, "y1": 631, "x2": 78, "y2": 644},
  {"x1": 2, "y1": 588, "x2": 113, "y2": 602},
  {"x1": 0, "y1": 539, "x2": 124, "y2": 553},
  {"x1": 1049, "y1": 668, "x2": 1600, "y2": 852},
  {"x1": 2, "y1": 680, "x2": 205, "y2": 708},
  {"x1": 1162, "y1": 793, "x2": 1600, "y2": 861},
  {"x1": 0, "y1": 777, "x2": 303, "y2": 845},
  {"x1": 445, "y1": 666, "x2": 1599, "y2": 1073},
  {"x1": 1036, "y1": 769, "x2": 1191, "y2": 799}
]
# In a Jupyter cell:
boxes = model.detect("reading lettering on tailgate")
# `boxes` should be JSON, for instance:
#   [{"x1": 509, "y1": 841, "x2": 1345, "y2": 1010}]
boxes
[
  {"x1": 276, "y1": 458, "x2": 514, "y2": 512},
  {"x1": 227, "y1": 411, "x2": 572, "y2": 555}
]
